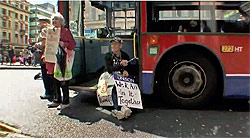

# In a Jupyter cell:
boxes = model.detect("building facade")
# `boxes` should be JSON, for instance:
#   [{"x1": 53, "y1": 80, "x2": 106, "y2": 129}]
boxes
[
  {"x1": 29, "y1": 3, "x2": 55, "y2": 43},
  {"x1": 0, "y1": 0, "x2": 30, "y2": 56}
]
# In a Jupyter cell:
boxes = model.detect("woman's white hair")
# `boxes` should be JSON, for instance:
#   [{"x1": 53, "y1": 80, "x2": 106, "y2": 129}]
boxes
[{"x1": 51, "y1": 12, "x2": 65, "y2": 26}]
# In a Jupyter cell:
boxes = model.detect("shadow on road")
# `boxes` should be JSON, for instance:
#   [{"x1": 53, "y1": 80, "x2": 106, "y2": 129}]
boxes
[{"x1": 59, "y1": 91, "x2": 249, "y2": 137}]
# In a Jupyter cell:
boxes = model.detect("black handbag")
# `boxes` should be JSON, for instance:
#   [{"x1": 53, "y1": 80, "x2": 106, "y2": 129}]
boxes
[{"x1": 56, "y1": 45, "x2": 67, "y2": 77}]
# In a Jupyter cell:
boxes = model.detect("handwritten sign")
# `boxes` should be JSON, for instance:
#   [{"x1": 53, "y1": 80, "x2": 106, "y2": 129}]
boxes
[
  {"x1": 114, "y1": 73, "x2": 143, "y2": 109},
  {"x1": 44, "y1": 27, "x2": 60, "y2": 63},
  {"x1": 97, "y1": 72, "x2": 114, "y2": 106}
]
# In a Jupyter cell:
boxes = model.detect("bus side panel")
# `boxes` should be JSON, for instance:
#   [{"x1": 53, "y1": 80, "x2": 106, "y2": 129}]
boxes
[
  {"x1": 72, "y1": 38, "x2": 84, "y2": 77},
  {"x1": 141, "y1": 34, "x2": 250, "y2": 97},
  {"x1": 225, "y1": 76, "x2": 250, "y2": 98},
  {"x1": 142, "y1": 72, "x2": 153, "y2": 94}
]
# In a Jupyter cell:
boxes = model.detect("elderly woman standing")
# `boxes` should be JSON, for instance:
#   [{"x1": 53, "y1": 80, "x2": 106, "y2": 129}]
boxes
[{"x1": 47, "y1": 12, "x2": 76, "y2": 110}]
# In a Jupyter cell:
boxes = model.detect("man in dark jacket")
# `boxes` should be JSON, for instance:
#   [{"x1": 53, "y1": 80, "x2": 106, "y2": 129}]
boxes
[{"x1": 104, "y1": 37, "x2": 132, "y2": 120}]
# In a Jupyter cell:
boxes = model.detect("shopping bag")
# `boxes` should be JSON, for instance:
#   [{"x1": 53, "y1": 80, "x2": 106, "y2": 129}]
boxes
[{"x1": 54, "y1": 47, "x2": 75, "y2": 81}]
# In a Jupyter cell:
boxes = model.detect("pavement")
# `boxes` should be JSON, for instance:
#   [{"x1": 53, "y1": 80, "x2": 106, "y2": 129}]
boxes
[{"x1": 0, "y1": 62, "x2": 40, "y2": 70}]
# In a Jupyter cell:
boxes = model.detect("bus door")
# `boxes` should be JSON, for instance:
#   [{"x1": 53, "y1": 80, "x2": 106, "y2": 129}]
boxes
[{"x1": 66, "y1": 1, "x2": 138, "y2": 91}]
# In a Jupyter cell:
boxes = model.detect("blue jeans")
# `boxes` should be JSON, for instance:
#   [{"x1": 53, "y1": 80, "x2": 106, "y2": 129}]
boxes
[{"x1": 112, "y1": 86, "x2": 120, "y2": 110}]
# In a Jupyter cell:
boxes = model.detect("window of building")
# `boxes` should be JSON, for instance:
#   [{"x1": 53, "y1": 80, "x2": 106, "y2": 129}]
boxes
[
  {"x1": 20, "y1": 14, "x2": 23, "y2": 20},
  {"x1": 30, "y1": 18, "x2": 36, "y2": 22},
  {"x1": 2, "y1": 20, "x2": 7, "y2": 28},
  {"x1": 25, "y1": 6, "x2": 29, "y2": 11},
  {"x1": 8, "y1": 10, "x2": 12, "y2": 17},
  {"x1": 20, "y1": 4, "x2": 23, "y2": 9},
  {"x1": 8, "y1": 21, "x2": 11, "y2": 28},
  {"x1": 15, "y1": 22, "x2": 18, "y2": 31},
  {"x1": 2, "y1": 8, "x2": 7, "y2": 15},
  {"x1": 21, "y1": 35, "x2": 24, "y2": 43},
  {"x1": 15, "y1": 13, "x2": 18, "y2": 19},
  {"x1": 91, "y1": 8, "x2": 96, "y2": 20},
  {"x1": 8, "y1": 33, "x2": 11, "y2": 42},
  {"x1": 25, "y1": 16, "x2": 28, "y2": 21},
  {"x1": 15, "y1": 34, "x2": 18, "y2": 43},
  {"x1": 2, "y1": 32, "x2": 7, "y2": 38},
  {"x1": 14, "y1": 3, "x2": 18, "y2": 7},
  {"x1": 20, "y1": 23, "x2": 23, "y2": 30},
  {"x1": 25, "y1": 35, "x2": 28, "y2": 44}
]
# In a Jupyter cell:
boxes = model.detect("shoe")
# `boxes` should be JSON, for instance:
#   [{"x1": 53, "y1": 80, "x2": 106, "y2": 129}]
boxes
[
  {"x1": 47, "y1": 102, "x2": 60, "y2": 108},
  {"x1": 111, "y1": 110, "x2": 125, "y2": 120},
  {"x1": 121, "y1": 106, "x2": 132, "y2": 118},
  {"x1": 40, "y1": 95, "x2": 51, "y2": 100},
  {"x1": 34, "y1": 73, "x2": 41, "y2": 80},
  {"x1": 57, "y1": 104, "x2": 70, "y2": 110}
]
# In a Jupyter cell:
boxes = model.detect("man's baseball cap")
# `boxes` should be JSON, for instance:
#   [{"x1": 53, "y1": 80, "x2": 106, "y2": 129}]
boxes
[
  {"x1": 110, "y1": 37, "x2": 123, "y2": 44},
  {"x1": 38, "y1": 17, "x2": 50, "y2": 23}
]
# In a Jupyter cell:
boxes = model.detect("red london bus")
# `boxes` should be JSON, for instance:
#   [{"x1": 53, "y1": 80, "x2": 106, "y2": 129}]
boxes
[
  {"x1": 139, "y1": 1, "x2": 249, "y2": 107},
  {"x1": 59, "y1": 1, "x2": 250, "y2": 108}
]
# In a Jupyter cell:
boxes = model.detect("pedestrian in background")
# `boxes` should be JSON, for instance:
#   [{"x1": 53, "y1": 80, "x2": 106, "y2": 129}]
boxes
[
  {"x1": 31, "y1": 46, "x2": 41, "y2": 67},
  {"x1": 7, "y1": 45, "x2": 15, "y2": 66},
  {"x1": 0, "y1": 53, "x2": 3, "y2": 65},
  {"x1": 47, "y1": 12, "x2": 76, "y2": 110},
  {"x1": 22, "y1": 48, "x2": 30, "y2": 66}
]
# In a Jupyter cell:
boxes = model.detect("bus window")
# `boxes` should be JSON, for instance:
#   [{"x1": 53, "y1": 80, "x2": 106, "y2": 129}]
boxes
[
  {"x1": 84, "y1": 0, "x2": 106, "y2": 38},
  {"x1": 69, "y1": 0, "x2": 107, "y2": 38},
  {"x1": 147, "y1": 1, "x2": 250, "y2": 33},
  {"x1": 111, "y1": 2, "x2": 136, "y2": 36},
  {"x1": 215, "y1": 9, "x2": 250, "y2": 33}
]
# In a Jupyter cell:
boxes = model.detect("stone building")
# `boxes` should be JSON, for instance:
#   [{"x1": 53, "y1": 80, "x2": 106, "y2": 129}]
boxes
[
  {"x1": 29, "y1": 3, "x2": 55, "y2": 43},
  {"x1": 0, "y1": 0, "x2": 30, "y2": 56}
]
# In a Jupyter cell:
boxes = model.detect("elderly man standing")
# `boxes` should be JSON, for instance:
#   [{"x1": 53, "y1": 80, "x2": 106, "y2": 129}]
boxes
[{"x1": 34, "y1": 17, "x2": 55, "y2": 100}]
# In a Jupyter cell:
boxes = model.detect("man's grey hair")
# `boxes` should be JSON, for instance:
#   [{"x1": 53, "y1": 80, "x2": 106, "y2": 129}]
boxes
[{"x1": 51, "y1": 12, "x2": 65, "y2": 26}]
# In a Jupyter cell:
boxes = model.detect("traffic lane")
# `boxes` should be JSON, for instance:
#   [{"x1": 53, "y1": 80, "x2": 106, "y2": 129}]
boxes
[{"x1": 60, "y1": 91, "x2": 250, "y2": 138}]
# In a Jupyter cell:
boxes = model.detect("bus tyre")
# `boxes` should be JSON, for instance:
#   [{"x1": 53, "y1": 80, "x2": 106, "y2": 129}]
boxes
[{"x1": 158, "y1": 50, "x2": 220, "y2": 108}]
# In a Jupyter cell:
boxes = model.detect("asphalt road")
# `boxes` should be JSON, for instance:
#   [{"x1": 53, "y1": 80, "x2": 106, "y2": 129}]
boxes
[{"x1": 0, "y1": 69, "x2": 249, "y2": 138}]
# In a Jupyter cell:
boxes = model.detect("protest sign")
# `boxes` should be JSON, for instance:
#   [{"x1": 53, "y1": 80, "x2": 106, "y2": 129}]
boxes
[
  {"x1": 44, "y1": 27, "x2": 60, "y2": 63},
  {"x1": 97, "y1": 72, "x2": 114, "y2": 106},
  {"x1": 114, "y1": 73, "x2": 143, "y2": 109}
]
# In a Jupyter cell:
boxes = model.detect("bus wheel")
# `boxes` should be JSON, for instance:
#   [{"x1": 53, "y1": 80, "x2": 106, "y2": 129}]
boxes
[{"x1": 158, "y1": 50, "x2": 219, "y2": 108}]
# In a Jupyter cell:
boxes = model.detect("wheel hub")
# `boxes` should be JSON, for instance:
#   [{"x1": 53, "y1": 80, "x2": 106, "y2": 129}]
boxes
[{"x1": 172, "y1": 65, "x2": 203, "y2": 96}]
